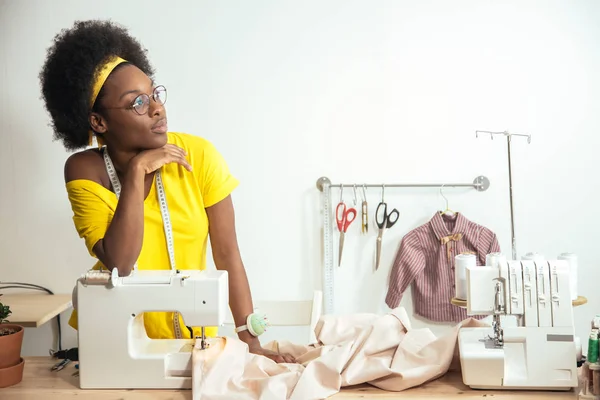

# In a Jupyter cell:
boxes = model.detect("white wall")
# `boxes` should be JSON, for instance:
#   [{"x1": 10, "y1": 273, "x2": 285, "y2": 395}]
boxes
[{"x1": 1, "y1": 0, "x2": 598, "y2": 356}]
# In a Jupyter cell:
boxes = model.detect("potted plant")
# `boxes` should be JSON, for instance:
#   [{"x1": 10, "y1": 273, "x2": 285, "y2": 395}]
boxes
[{"x1": 0, "y1": 294, "x2": 25, "y2": 388}]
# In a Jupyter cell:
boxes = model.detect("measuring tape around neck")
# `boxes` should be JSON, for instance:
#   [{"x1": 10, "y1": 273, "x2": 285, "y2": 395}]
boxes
[
  {"x1": 103, "y1": 148, "x2": 185, "y2": 339},
  {"x1": 102, "y1": 148, "x2": 176, "y2": 271}
]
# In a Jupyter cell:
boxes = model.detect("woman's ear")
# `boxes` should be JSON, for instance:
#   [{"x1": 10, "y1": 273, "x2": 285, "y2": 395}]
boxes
[{"x1": 89, "y1": 112, "x2": 108, "y2": 134}]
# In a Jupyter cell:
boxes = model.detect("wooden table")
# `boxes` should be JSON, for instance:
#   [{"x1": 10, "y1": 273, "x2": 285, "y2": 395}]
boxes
[
  {"x1": 1, "y1": 357, "x2": 578, "y2": 399},
  {"x1": 0, "y1": 293, "x2": 72, "y2": 327}
]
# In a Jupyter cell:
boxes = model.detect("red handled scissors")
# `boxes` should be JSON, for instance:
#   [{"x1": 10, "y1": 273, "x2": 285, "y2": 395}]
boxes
[{"x1": 336, "y1": 202, "x2": 357, "y2": 266}]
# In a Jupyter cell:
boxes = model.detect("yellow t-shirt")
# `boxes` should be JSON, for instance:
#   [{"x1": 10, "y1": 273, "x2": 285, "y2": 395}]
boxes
[{"x1": 66, "y1": 132, "x2": 239, "y2": 339}]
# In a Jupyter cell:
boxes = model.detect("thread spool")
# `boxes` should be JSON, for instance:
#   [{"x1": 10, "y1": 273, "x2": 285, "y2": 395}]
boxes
[
  {"x1": 521, "y1": 252, "x2": 545, "y2": 263},
  {"x1": 588, "y1": 331, "x2": 599, "y2": 364},
  {"x1": 82, "y1": 270, "x2": 112, "y2": 285},
  {"x1": 486, "y1": 252, "x2": 506, "y2": 268},
  {"x1": 558, "y1": 252, "x2": 578, "y2": 301},
  {"x1": 455, "y1": 254, "x2": 476, "y2": 300},
  {"x1": 593, "y1": 315, "x2": 600, "y2": 330},
  {"x1": 72, "y1": 270, "x2": 112, "y2": 310}
]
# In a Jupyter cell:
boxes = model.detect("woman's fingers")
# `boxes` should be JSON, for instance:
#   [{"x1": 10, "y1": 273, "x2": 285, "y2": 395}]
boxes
[
  {"x1": 171, "y1": 154, "x2": 192, "y2": 171},
  {"x1": 164, "y1": 145, "x2": 192, "y2": 171},
  {"x1": 283, "y1": 354, "x2": 296, "y2": 363}
]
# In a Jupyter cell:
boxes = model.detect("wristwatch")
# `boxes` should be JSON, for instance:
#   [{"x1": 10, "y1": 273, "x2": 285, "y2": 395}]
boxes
[{"x1": 235, "y1": 311, "x2": 270, "y2": 337}]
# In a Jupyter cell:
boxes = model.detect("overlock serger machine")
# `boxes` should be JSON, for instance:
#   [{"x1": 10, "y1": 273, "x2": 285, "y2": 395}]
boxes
[
  {"x1": 458, "y1": 257, "x2": 578, "y2": 391},
  {"x1": 75, "y1": 268, "x2": 229, "y2": 389}
]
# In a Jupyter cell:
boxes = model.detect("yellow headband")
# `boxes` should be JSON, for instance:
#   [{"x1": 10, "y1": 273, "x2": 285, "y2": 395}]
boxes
[{"x1": 88, "y1": 55, "x2": 128, "y2": 147}]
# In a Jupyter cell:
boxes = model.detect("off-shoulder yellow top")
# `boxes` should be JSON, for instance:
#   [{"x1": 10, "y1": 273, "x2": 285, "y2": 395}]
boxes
[{"x1": 65, "y1": 132, "x2": 239, "y2": 339}]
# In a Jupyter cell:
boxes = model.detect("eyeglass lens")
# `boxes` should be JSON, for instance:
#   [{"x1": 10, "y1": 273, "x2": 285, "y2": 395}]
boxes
[{"x1": 132, "y1": 85, "x2": 167, "y2": 115}]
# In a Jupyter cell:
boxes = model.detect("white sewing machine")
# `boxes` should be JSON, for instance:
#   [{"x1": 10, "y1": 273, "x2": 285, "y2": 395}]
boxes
[
  {"x1": 75, "y1": 268, "x2": 229, "y2": 389},
  {"x1": 458, "y1": 258, "x2": 578, "y2": 390}
]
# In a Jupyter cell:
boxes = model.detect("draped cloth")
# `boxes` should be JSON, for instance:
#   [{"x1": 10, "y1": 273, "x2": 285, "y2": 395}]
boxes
[{"x1": 192, "y1": 307, "x2": 488, "y2": 399}]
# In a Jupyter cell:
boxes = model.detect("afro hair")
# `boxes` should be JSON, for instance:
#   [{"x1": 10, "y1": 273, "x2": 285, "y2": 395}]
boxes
[{"x1": 39, "y1": 20, "x2": 155, "y2": 151}]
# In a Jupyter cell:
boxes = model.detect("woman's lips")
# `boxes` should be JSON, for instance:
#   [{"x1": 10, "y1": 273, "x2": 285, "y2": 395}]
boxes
[{"x1": 151, "y1": 119, "x2": 168, "y2": 134}]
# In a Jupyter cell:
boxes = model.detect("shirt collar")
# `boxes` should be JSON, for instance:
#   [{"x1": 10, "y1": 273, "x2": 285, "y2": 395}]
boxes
[{"x1": 429, "y1": 212, "x2": 468, "y2": 241}]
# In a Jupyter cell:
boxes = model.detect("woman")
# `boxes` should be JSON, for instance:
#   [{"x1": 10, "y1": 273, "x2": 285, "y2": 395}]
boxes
[{"x1": 39, "y1": 19, "x2": 294, "y2": 363}]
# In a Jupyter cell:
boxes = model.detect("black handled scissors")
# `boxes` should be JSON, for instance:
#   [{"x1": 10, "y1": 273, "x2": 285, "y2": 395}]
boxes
[{"x1": 375, "y1": 201, "x2": 399, "y2": 270}]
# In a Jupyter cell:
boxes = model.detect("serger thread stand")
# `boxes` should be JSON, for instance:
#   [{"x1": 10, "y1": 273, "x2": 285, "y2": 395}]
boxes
[
  {"x1": 316, "y1": 175, "x2": 490, "y2": 315},
  {"x1": 476, "y1": 130, "x2": 531, "y2": 260}
]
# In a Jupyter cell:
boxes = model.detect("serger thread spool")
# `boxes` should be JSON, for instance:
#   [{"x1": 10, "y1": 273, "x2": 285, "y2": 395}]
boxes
[
  {"x1": 557, "y1": 252, "x2": 578, "y2": 301},
  {"x1": 588, "y1": 330, "x2": 599, "y2": 364},
  {"x1": 486, "y1": 252, "x2": 506, "y2": 268},
  {"x1": 521, "y1": 252, "x2": 545, "y2": 263},
  {"x1": 454, "y1": 254, "x2": 476, "y2": 300},
  {"x1": 593, "y1": 314, "x2": 600, "y2": 330}
]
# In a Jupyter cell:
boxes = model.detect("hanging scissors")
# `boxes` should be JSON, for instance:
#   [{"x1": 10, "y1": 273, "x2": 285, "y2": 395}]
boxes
[
  {"x1": 375, "y1": 186, "x2": 399, "y2": 271},
  {"x1": 336, "y1": 186, "x2": 357, "y2": 266},
  {"x1": 361, "y1": 184, "x2": 368, "y2": 234}
]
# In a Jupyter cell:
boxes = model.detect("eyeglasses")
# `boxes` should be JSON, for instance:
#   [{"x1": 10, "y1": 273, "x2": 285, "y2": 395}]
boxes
[
  {"x1": 130, "y1": 85, "x2": 167, "y2": 115},
  {"x1": 101, "y1": 85, "x2": 167, "y2": 115}
]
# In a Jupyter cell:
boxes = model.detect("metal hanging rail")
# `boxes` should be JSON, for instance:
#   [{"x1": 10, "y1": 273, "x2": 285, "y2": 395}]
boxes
[
  {"x1": 316, "y1": 176, "x2": 491, "y2": 192},
  {"x1": 316, "y1": 174, "x2": 491, "y2": 315}
]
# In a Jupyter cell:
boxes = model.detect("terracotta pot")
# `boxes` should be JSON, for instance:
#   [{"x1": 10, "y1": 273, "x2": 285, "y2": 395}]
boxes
[
  {"x1": 0, "y1": 325, "x2": 24, "y2": 369},
  {"x1": 0, "y1": 358, "x2": 24, "y2": 388}
]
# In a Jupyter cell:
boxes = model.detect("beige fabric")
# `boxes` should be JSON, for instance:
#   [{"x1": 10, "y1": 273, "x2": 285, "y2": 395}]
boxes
[{"x1": 192, "y1": 307, "x2": 488, "y2": 399}]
